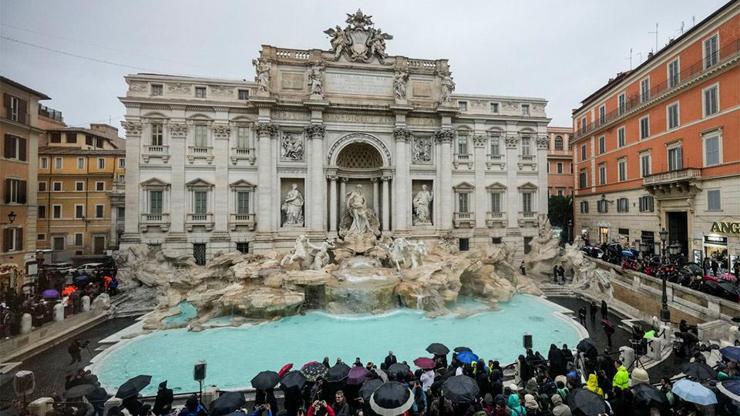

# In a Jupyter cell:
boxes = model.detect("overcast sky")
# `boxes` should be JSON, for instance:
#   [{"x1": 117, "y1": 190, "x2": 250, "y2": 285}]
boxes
[{"x1": 0, "y1": 0, "x2": 728, "y2": 128}]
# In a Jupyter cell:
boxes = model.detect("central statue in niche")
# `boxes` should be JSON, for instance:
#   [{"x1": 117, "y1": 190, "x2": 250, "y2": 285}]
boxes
[{"x1": 339, "y1": 184, "x2": 380, "y2": 243}]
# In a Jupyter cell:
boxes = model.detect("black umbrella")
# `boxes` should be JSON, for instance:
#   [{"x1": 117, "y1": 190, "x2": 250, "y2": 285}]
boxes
[
  {"x1": 251, "y1": 371, "x2": 280, "y2": 390},
  {"x1": 567, "y1": 388, "x2": 606, "y2": 416},
  {"x1": 369, "y1": 381, "x2": 414, "y2": 416},
  {"x1": 576, "y1": 338, "x2": 598, "y2": 359},
  {"x1": 632, "y1": 383, "x2": 670, "y2": 411},
  {"x1": 65, "y1": 384, "x2": 96, "y2": 399},
  {"x1": 386, "y1": 363, "x2": 411, "y2": 381},
  {"x1": 327, "y1": 362, "x2": 351, "y2": 382},
  {"x1": 280, "y1": 370, "x2": 307, "y2": 391},
  {"x1": 86, "y1": 387, "x2": 109, "y2": 404},
  {"x1": 441, "y1": 375, "x2": 480, "y2": 404},
  {"x1": 453, "y1": 346, "x2": 472, "y2": 353},
  {"x1": 115, "y1": 375, "x2": 151, "y2": 399},
  {"x1": 210, "y1": 391, "x2": 246, "y2": 416},
  {"x1": 360, "y1": 379, "x2": 384, "y2": 401},
  {"x1": 680, "y1": 362, "x2": 716, "y2": 381},
  {"x1": 426, "y1": 343, "x2": 450, "y2": 355},
  {"x1": 301, "y1": 362, "x2": 328, "y2": 382}
]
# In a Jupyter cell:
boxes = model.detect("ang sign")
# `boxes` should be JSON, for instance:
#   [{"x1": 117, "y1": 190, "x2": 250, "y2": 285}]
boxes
[{"x1": 710, "y1": 221, "x2": 740, "y2": 234}]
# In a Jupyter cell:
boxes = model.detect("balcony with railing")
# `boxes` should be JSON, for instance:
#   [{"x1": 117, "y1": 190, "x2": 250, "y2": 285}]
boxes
[
  {"x1": 643, "y1": 167, "x2": 702, "y2": 197},
  {"x1": 142, "y1": 144, "x2": 170, "y2": 163},
  {"x1": 517, "y1": 211, "x2": 538, "y2": 227},
  {"x1": 453, "y1": 153, "x2": 473, "y2": 169},
  {"x1": 230, "y1": 147, "x2": 256, "y2": 165},
  {"x1": 453, "y1": 211, "x2": 475, "y2": 228},
  {"x1": 140, "y1": 213, "x2": 170, "y2": 232},
  {"x1": 187, "y1": 146, "x2": 214, "y2": 164},
  {"x1": 486, "y1": 154, "x2": 505, "y2": 170},
  {"x1": 575, "y1": 40, "x2": 740, "y2": 140},
  {"x1": 485, "y1": 211, "x2": 506, "y2": 228},
  {"x1": 230, "y1": 213, "x2": 256, "y2": 231},
  {"x1": 186, "y1": 213, "x2": 214, "y2": 232},
  {"x1": 38, "y1": 104, "x2": 64, "y2": 122}
]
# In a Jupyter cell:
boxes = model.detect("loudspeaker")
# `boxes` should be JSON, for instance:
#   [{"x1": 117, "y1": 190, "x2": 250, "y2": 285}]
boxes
[
  {"x1": 523, "y1": 334, "x2": 533, "y2": 350},
  {"x1": 14, "y1": 370, "x2": 35, "y2": 397},
  {"x1": 194, "y1": 361, "x2": 207, "y2": 381}
]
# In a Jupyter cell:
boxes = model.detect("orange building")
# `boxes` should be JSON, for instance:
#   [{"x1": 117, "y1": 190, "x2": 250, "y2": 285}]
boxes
[
  {"x1": 571, "y1": 1, "x2": 739, "y2": 267},
  {"x1": 546, "y1": 127, "x2": 574, "y2": 197},
  {"x1": 1, "y1": 77, "x2": 49, "y2": 287}
]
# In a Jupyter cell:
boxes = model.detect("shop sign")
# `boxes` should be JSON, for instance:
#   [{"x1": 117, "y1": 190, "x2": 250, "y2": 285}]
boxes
[
  {"x1": 704, "y1": 235, "x2": 728, "y2": 245},
  {"x1": 710, "y1": 221, "x2": 740, "y2": 234}
]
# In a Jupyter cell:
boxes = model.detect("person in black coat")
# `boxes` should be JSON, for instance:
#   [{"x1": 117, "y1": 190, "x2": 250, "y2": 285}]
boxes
[
  {"x1": 600, "y1": 300, "x2": 608, "y2": 320},
  {"x1": 547, "y1": 344, "x2": 566, "y2": 378},
  {"x1": 152, "y1": 381, "x2": 173, "y2": 416},
  {"x1": 383, "y1": 351, "x2": 397, "y2": 369}
]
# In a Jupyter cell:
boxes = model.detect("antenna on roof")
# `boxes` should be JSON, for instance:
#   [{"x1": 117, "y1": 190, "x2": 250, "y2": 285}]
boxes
[
  {"x1": 679, "y1": 21, "x2": 685, "y2": 34},
  {"x1": 625, "y1": 48, "x2": 633, "y2": 70},
  {"x1": 648, "y1": 23, "x2": 659, "y2": 53},
  {"x1": 692, "y1": 16, "x2": 696, "y2": 27}
]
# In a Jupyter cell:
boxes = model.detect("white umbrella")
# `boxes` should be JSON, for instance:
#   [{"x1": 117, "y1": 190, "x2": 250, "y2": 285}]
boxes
[
  {"x1": 672, "y1": 379, "x2": 717, "y2": 406},
  {"x1": 369, "y1": 381, "x2": 415, "y2": 416}
]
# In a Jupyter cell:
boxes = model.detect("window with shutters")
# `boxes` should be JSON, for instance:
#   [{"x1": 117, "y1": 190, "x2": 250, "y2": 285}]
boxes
[
  {"x1": 667, "y1": 102, "x2": 680, "y2": 130},
  {"x1": 704, "y1": 34, "x2": 719, "y2": 69},
  {"x1": 85, "y1": 135, "x2": 93, "y2": 146},
  {"x1": 580, "y1": 144, "x2": 586, "y2": 161},
  {"x1": 668, "y1": 144, "x2": 683, "y2": 172},
  {"x1": 4, "y1": 135, "x2": 27, "y2": 161},
  {"x1": 194, "y1": 125, "x2": 208, "y2": 147},
  {"x1": 703, "y1": 131, "x2": 722, "y2": 167},
  {"x1": 96, "y1": 181, "x2": 105, "y2": 191},
  {"x1": 522, "y1": 192, "x2": 534, "y2": 215},
  {"x1": 96, "y1": 204, "x2": 104, "y2": 218},
  {"x1": 521, "y1": 136, "x2": 531, "y2": 156},
  {"x1": 617, "y1": 158, "x2": 627, "y2": 182},
  {"x1": 598, "y1": 163, "x2": 607, "y2": 185},
  {"x1": 74, "y1": 233, "x2": 83, "y2": 246},
  {"x1": 639, "y1": 195, "x2": 655, "y2": 212},
  {"x1": 703, "y1": 84, "x2": 719, "y2": 117},
  {"x1": 554, "y1": 136, "x2": 563, "y2": 150},
  {"x1": 50, "y1": 132, "x2": 61, "y2": 143},
  {"x1": 151, "y1": 84, "x2": 163, "y2": 96},
  {"x1": 579, "y1": 169, "x2": 588, "y2": 189},
  {"x1": 617, "y1": 93, "x2": 626, "y2": 115},
  {"x1": 75, "y1": 181, "x2": 84, "y2": 191},
  {"x1": 194, "y1": 191, "x2": 208, "y2": 214},
  {"x1": 38, "y1": 181, "x2": 47, "y2": 192},
  {"x1": 4, "y1": 178, "x2": 27, "y2": 204},
  {"x1": 52, "y1": 205, "x2": 62, "y2": 219},
  {"x1": 580, "y1": 201, "x2": 589, "y2": 213},
  {"x1": 40, "y1": 157, "x2": 48, "y2": 169},
  {"x1": 149, "y1": 191, "x2": 163, "y2": 214},
  {"x1": 66, "y1": 132, "x2": 77, "y2": 143},
  {"x1": 617, "y1": 127, "x2": 626, "y2": 147},
  {"x1": 640, "y1": 153, "x2": 651, "y2": 177},
  {"x1": 195, "y1": 87, "x2": 207, "y2": 98},
  {"x1": 640, "y1": 77, "x2": 650, "y2": 103},
  {"x1": 236, "y1": 191, "x2": 250, "y2": 214},
  {"x1": 707, "y1": 190, "x2": 721, "y2": 211},
  {"x1": 97, "y1": 158, "x2": 105, "y2": 169},
  {"x1": 598, "y1": 136, "x2": 605, "y2": 154},
  {"x1": 52, "y1": 236, "x2": 65, "y2": 250},
  {"x1": 668, "y1": 59, "x2": 680, "y2": 88},
  {"x1": 75, "y1": 205, "x2": 85, "y2": 219},
  {"x1": 54, "y1": 157, "x2": 62, "y2": 169},
  {"x1": 151, "y1": 124, "x2": 163, "y2": 146},
  {"x1": 236, "y1": 127, "x2": 249, "y2": 149},
  {"x1": 598, "y1": 105, "x2": 605, "y2": 124},
  {"x1": 597, "y1": 200, "x2": 608, "y2": 213},
  {"x1": 38, "y1": 205, "x2": 46, "y2": 219},
  {"x1": 640, "y1": 116, "x2": 650, "y2": 139},
  {"x1": 5, "y1": 94, "x2": 26, "y2": 123},
  {"x1": 52, "y1": 182, "x2": 62, "y2": 192},
  {"x1": 2, "y1": 228, "x2": 23, "y2": 252},
  {"x1": 74, "y1": 157, "x2": 83, "y2": 169},
  {"x1": 238, "y1": 89, "x2": 249, "y2": 100},
  {"x1": 617, "y1": 198, "x2": 629, "y2": 213},
  {"x1": 491, "y1": 192, "x2": 502, "y2": 213}
]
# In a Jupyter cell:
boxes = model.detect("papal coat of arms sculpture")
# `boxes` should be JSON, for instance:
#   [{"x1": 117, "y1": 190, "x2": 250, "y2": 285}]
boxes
[{"x1": 324, "y1": 9, "x2": 394, "y2": 64}]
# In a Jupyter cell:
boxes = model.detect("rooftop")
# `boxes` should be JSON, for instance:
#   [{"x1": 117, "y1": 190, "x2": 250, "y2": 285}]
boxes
[
  {"x1": 0, "y1": 76, "x2": 50, "y2": 100},
  {"x1": 38, "y1": 146, "x2": 125, "y2": 156}
]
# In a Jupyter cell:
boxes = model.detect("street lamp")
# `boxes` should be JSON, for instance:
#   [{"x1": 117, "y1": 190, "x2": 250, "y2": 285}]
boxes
[
  {"x1": 7, "y1": 211, "x2": 16, "y2": 224},
  {"x1": 567, "y1": 219, "x2": 573, "y2": 244},
  {"x1": 659, "y1": 228, "x2": 669, "y2": 264}
]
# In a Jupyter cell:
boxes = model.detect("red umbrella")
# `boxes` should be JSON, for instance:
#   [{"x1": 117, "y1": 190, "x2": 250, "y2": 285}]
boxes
[
  {"x1": 413, "y1": 357, "x2": 435, "y2": 370},
  {"x1": 278, "y1": 363, "x2": 293, "y2": 377}
]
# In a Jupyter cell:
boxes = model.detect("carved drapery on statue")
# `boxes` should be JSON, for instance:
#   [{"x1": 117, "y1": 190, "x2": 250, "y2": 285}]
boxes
[
  {"x1": 339, "y1": 184, "x2": 380, "y2": 238},
  {"x1": 281, "y1": 184, "x2": 304, "y2": 226},
  {"x1": 413, "y1": 185, "x2": 433, "y2": 225},
  {"x1": 324, "y1": 9, "x2": 393, "y2": 64}
]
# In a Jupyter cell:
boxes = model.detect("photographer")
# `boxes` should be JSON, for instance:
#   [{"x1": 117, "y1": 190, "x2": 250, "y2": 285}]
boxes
[{"x1": 306, "y1": 400, "x2": 334, "y2": 416}]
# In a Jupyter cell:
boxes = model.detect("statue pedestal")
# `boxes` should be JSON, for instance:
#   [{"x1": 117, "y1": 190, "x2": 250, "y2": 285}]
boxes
[{"x1": 336, "y1": 233, "x2": 377, "y2": 255}]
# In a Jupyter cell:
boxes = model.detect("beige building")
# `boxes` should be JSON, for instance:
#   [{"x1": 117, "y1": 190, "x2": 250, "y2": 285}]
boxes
[{"x1": 36, "y1": 123, "x2": 125, "y2": 260}]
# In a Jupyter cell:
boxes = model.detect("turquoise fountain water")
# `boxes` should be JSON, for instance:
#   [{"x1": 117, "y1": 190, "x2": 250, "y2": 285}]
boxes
[{"x1": 92, "y1": 295, "x2": 581, "y2": 395}]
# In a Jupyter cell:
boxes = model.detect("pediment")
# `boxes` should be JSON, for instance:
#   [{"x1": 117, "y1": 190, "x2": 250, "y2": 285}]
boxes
[
  {"x1": 230, "y1": 179, "x2": 256, "y2": 189},
  {"x1": 453, "y1": 181, "x2": 475, "y2": 192},
  {"x1": 486, "y1": 182, "x2": 507, "y2": 191},
  {"x1": 140, "y1": 177, "x2": 169, "y2": 188},
  {"x1": 518, "y1": 182, "x2": 538, "y2": 190},
  {"x1": 186, "y1": 178, "x2": 214, "y2": 189}
]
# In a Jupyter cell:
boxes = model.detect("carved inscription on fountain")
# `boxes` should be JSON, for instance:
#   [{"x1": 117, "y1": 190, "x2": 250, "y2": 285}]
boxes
[{"x1": 324, "y1": 71, "x2": 393, "y2": 96}]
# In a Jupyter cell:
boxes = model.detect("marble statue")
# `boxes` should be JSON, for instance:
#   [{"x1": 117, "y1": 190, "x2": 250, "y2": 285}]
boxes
[
  {"x1": 309, "y1": 239, "x2": 335, "y2": 270},
  {"x1": 340, "y1": 184, "x2": 379, "y2": 237},
  {"x1": 280, "y1": 235, "x2": 335, "y2": 270},
  {"x1": 307, "y1": 64, "x2": 324, "y2": 98},
  {"x1": 281, "y1": 134, "x2": 304, "y2": 161},
  {"x1": 324, "y1": 9, "x2": 393, "y2": 63},
  {"x1": 413, "y1": 137, "x2": 432, "y2": 163},
  {"x1": 281, "y1": 184, "x2": 304, "y2": 226},
  {"x1": 252, "y1": 58, "x2": 271, "y2": 94},
  {"x1": 386, "y1": 238, "x2": 428, "y2": 271},
  {"x1": 393, "y1": 69, "x2": 409, "y2": 101},
  {"x1": 440, "y1": 73, "x2": 455, "y2": 103},
  {"x1": 412, "y1": 185, "x2": 433, "y2": 225}
]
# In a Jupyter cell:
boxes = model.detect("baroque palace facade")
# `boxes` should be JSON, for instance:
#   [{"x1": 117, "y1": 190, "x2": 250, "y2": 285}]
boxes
[{"x1": 119, "y1": 11, "x2": 550, "y2": 263}]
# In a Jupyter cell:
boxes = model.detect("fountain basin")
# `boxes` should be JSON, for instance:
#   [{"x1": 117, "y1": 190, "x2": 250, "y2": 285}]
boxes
[{"x1": 90, "y1": 295, "x2": 584, "y2": 395}]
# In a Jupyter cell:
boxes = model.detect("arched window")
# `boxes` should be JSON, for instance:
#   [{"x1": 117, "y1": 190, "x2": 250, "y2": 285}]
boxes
[{"x1": 554, "y1": 136, "x2": 564, "y2": 150}]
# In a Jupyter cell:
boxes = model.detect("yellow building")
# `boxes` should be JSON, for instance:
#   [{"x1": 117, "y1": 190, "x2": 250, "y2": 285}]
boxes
[
  {"x1": 1, "y1": 77, "x2": 49, "y2": 287},
  {"x1": 37, "y1": 124, "x2": 125, "y2": 260}
]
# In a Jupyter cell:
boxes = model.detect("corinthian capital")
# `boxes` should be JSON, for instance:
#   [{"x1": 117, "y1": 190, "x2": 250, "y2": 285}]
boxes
[
  {"x1": 434, "y1": 128, "x2": 454, "y2": 143},
  {"x1": 536, "y1": 136, "x2": 549, "y2": 150},
  {"x1": 305, "y1": 124, "x2": 326, "y2": 140},
  {"x1": 393, "y1": 127, "x2": 412, "y2": 142},
  {"x1": 120, "y1": 120, "x2": 142, "y2": 136},
  {"x1": 256, "y1": 122, "x2": 278, "y2": 137}
]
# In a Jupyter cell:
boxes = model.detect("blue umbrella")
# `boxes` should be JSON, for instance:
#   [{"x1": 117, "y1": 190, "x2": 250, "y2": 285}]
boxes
[
  {"x1": 456, "y1": 350, "x2": 479, "y2": 364},
  {"x1": 720, "y1": 346, "x2": 740, "y2": 361},
  {"x1": 672, "y1": 379, "x2": 717, "y2": 406},
  {"x1": 41, "y1": 289, "x2": 60, "y2": 299},
  {"x1": 622, "y1": 250, "x2": 635, "y2": 258},
  {"x1": 717, "y1": 380, "x2": 740, "y2": 402}
]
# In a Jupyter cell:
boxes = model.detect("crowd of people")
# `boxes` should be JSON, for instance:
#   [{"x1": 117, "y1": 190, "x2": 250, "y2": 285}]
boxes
[{"x1": 0, "y1": 263, "x2": 119, "y2": 340}]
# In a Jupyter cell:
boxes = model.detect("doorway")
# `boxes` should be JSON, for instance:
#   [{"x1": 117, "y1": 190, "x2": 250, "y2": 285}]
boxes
[
  {"x1": 667, "y1": 211, "x2": 688, "y2": 258},
  {"x1": 193, "y1": 243, "x2": 207, "y2": 265},
  {"x1": 93, "y1": 235, "x2": 106, "y2": 255}
]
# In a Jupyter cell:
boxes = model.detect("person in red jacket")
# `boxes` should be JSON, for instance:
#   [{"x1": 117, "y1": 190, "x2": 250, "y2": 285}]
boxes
[{"x1": 307, "y1": 400, "x2": 335, "y2": 416}]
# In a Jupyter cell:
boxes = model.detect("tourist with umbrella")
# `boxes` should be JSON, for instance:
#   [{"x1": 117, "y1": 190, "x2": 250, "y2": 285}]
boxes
[
  {"x1": 116, "y1": 375, "x2": 151, "y2": 416},
  {"x1": 254, "y1": 388, "x2": 278, "y2": 416},
  {"x1": 347, "y1": 366, "x2": 369, "y2": 386},
  {"x1": 211, "y1": 391, "x2": 246, "y2": 416},
  {"x1": 386, "y1": 363, "x2": 411, "y2": 382},
  {"x1": 280, "y1": 371, "x2": 306, "y2": 416},
  {"x1": 426, "y1": 343, "x2": 449, "y2": 369},
  {"x1": 567, "y1": 388, "x2": 606, "y2": 416},
  {"x1": 370, "y1": 381, "x2": 415, "y2": 416},
  {"x1": 680, "y1": 361, "x2": 716, "y2": 381},
  {"x1": 671, "y1": 378, "x2": 718, "y2": 414},
  {"x1": 302, "y1": 361, "x2": 329, "y2": 382},
  {"x1": 152, "y1": 381, "x2": 173, "y2": 416},
  {"x1": 442, "y1": 375, "x2": 479, "y2": 405}
]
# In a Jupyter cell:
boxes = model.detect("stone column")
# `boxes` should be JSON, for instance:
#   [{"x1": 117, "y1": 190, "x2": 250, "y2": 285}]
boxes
[
  {"x1": 536, "y1": 134, "x2": 549, "y2": 217},
  {"x1": 328, "y1": 176, "x2": 338, "y2": 232},
  {"x1": 340, "y1": 178, "x2": 347, "y2": 221},
  {"x1": 168, "y1": 121, "x2": 188, "y2": 233},
  {"x1": 372, "y1": 178, "x2": 380, "y2": 214},
  {"x1": 306, "y1": 125, "x2": 326, "y2": 232},
  {"x1": 382, "y1": 176, "x2": 391, "y2": 231},
  {"x1": 256, "y1": 123, "x2": 277, "y2": 233},
  {"x1": 436, "y1": 129, "x2": 454, "y2": 229},
  {"x1": 473, "y1": 135, "x2": 487, "y2": 229},
  {"x1": 505, "y1": 131, "x2": 519, "y2": 228},
  {"x1": 212, "y1": 123, "x2": 231, "y2": 232},
  {"x1": 393, "y1": 128, "x2": 411, "y2": 232},
  {"x1": 121, "y1": 121, "x2": 142, "y2": 235},
  {"x1": 110, "y1": 204, "x2": 118, "y2": 247}
]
